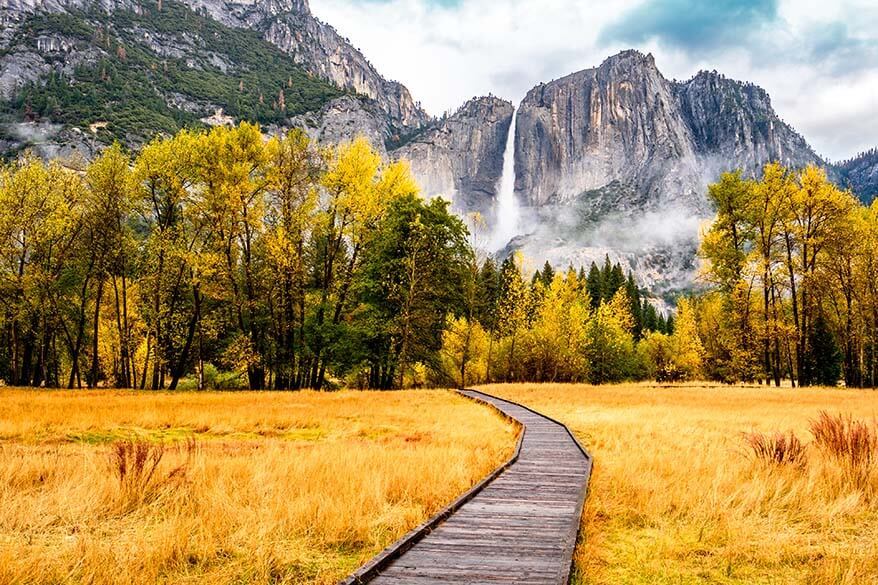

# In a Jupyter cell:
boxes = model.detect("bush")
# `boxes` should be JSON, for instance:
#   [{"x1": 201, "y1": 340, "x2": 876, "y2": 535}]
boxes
[{"x1": 177, "y1": 363, "x2": 244, "y2": 390}]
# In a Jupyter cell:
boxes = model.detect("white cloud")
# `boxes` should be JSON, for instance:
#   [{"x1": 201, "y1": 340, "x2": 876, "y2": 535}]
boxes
[{"x1": 310, "y1": 0, "x2": 878, "y2": 160}]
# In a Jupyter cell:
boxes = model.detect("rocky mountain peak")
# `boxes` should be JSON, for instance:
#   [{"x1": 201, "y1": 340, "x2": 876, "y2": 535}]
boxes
[
  {"x1": 453, "y1": 95, "x2": 512, "y2": 122},
  {"x1": 509, "y1": 50, "x2": 831, "y2": 294},
  {"x1": 599, "y1": 49, "x2": 658, "y2": 72},
  {"x1": 517, "y1": 49, "x2": 697, "y2": 208}
]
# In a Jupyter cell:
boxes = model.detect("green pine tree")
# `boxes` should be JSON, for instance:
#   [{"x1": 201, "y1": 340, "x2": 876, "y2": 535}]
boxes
[
  {"x1": 805, "y1": 314, "x2": 842, "y2": 387},
  {"x1": 586, "y1": 262, "x2": 602, "y2": 310},
  {"x1": 540, "y1": 261, "x2": 555, "y2": 287}
]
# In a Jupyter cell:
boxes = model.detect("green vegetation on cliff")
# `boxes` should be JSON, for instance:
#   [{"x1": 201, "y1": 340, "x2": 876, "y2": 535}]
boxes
[{"x1": 3, "y1": 1, "x2": 342, "y2": 143}]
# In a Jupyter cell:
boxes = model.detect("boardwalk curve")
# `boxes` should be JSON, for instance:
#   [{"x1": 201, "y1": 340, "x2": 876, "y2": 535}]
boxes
[{"x1": 341, "y1": 388, "x2": 593, "y2": 584}]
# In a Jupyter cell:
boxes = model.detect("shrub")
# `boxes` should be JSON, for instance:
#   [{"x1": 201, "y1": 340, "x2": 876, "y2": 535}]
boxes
[
  {"x1": 177, "y1": 363, "x2": 243, "y2": 390},
  {"x1": 745, "y1": 431, "x2": 807, "y2": 467}
]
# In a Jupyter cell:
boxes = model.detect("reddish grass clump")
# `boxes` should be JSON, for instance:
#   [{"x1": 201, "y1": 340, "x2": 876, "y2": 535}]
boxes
[
  {"x1": 109, "y1": 439, "x2": 193, "y2": 510},
  {"x1": 745, "y1": 431, "x2": 807, "y2": 467},
  {"x1": 809, "y1": 411, "x2": 877, "y2": 487},
  {"x1": 809, "y1": 411, "x2": 877, "y2": 467}
]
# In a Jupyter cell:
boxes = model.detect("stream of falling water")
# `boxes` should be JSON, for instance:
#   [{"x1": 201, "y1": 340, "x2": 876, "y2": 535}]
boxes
[{"x1": 490, "y1": 107, "x2": 521, "y2": 250}]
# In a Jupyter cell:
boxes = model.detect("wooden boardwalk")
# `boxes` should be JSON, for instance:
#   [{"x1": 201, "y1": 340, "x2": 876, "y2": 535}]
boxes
[{"x1": 342, "y1": 389, "x2": 593, "y2": 585}]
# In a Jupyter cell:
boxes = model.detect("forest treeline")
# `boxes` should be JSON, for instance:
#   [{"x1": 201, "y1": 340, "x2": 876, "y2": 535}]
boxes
[
  {"x1": 698, "y1": 163, "x2": 878, "y2": 388},
  {"x1": 0, "y1": 125, "x2": 471, "y2": 390},
  {"x1": 1, "y1": 124, "x2": 875, "y2": 389},
  {"x1": 0, "y1": 121, "x2": 686, "y2": 390},
  {"x1": 446, "y1": 163, "x2": 878, "y2": 389}
]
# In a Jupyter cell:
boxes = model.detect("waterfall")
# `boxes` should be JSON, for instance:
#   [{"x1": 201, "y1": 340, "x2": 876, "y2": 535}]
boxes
[{"x1": 490, "y1": 107, "x2": 520, "y2": 250}]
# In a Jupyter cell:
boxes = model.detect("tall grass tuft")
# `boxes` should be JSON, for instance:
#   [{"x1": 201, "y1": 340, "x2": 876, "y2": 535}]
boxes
[
  {"x1": 745, "y1": 431, "x2": 807, "y2": 467},
  {"x1": 809, "y1": 411, "x2": 877, "y2": 485},
  {"x1": 109, "y1": 438, "x2": 193, "y2": 510}
]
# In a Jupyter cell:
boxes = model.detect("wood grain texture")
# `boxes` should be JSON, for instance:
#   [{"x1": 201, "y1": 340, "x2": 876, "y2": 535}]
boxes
[{"x1": 342, "y1": 389, "x2": 592, "y2": 585}]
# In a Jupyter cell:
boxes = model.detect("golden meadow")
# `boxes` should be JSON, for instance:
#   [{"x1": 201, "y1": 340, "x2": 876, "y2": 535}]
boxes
[{"x1": 3, "y1": 384, "x2": 878, "y2": 584}]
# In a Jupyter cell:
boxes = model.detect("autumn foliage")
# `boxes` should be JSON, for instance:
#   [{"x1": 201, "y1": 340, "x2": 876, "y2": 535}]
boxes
[{"x1": 699, "y1": 163, "x2": 878, "y2": 387}]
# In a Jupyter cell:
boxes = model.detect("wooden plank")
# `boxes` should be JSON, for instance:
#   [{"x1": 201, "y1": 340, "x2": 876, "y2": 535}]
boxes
[{"x1": 340, "y1": 388, "x2": 593, "y2": 585}]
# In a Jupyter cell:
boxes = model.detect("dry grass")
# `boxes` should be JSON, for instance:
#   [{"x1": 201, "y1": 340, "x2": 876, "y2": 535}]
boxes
[
  {"x1": 483, "y1": 382, "x2": 878, "y2": 585},
  {"x1": 0, "y1": 389, "x2": 515, "y2": 585}
]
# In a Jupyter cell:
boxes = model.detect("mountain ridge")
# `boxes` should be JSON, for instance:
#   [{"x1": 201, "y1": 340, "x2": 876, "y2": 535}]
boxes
[{"x1": 1, "y1": 5, "x2": 875, "y2": 294}]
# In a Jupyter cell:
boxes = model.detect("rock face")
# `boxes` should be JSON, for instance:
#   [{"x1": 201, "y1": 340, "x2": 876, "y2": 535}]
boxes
[
  {"x1": 838, "y1": 149, "x2": 878, "y2": 203},
  {"x1": 516, "y1": 51, "x2": 823, "y2": 210},
  {"x1": 0, "y1": 0, "x2": 426, "y2": 155},
  {"x1": 391, "y1": 97, "x2": 513, "y2": 215},
  {"x1": 176, "y1": 0, "x2": 429, "y2": 137},
  {"x1": 510, "y1": 51, "x2": 827, "y2": 294},
  {"x1": 289, "y1": 95, "x2": 390, "y2": 155},
  {"x1": 517, "y1": 51, "x2": 701, "y2": 209},
  {"x1": 677, "y1": 70, "x2": 819, "y2": 173}
]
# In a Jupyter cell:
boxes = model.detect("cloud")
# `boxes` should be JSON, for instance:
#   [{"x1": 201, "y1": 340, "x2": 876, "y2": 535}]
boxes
[
  {"x1": 600, "y1": 0, "x2": 779, "y2": 51},
  {"x1": 310, "y1": 0, "x2": 878, "y2": 160}
]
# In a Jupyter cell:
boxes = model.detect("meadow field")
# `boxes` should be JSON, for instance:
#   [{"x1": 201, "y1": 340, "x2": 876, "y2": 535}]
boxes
[
  {"x1": 487, "y1": 383, "x2": 878, "y2": 585},
  {"x1": 0, "y1": 389, "x2": 515, "y2": 585},
  {"x1": 3, "y1": 384, "x2": 877, "y2": 585}
]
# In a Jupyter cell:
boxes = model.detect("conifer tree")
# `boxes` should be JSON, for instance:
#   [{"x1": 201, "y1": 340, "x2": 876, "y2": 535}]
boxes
[
  {"x1": 586, "y1": 261, "x2": 602, "y2": 310},
  {"x1": 805, "y1": 313, "x2": 841, "y2": 387}
]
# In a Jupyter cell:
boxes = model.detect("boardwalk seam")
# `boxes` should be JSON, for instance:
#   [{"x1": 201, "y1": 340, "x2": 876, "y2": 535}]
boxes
[{"x1": 339, "y1": 390, "x2": 525, "y2": 585}]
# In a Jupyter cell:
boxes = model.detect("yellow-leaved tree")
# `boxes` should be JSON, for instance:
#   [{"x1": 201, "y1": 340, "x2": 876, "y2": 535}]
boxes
[
  {"x1": 440, "y1": 315, "x2": 489, "y2": 388},
  {"x1": 0, "y1": 156, "x2": 82, "y2": 387},
  {"x1": 671, "y1": 297, "x2": 704, "y2": 380},
  {"x1": 584, "y1": 289, "x2": 637, "y2": 384},
  {"x1": 520, "y1": 269, "x2": 589, "y2": 382}
]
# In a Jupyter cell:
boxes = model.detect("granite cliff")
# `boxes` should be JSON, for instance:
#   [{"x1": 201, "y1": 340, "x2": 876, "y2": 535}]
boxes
[
  {"x1": 390, "y1": 96, "x2": 513, "y2": 216},
  {"x1": 507, "y1": 51, "x2": 828, "y2": 294}
]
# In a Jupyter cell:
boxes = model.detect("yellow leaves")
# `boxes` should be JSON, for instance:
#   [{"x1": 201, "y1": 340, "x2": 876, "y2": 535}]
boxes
[
  {"x1": 321, "y1": 136, "x2": 419, "y2": 243},
  {"x1": 637, "y1": 299, "x2": 703, "y2": 381},
  {"x1": 440, "y1": 316, "x2": 490, "y2": 387},
  {"x1": 223, "y1": 333, "x2": 262, "y2": 372},
  {"x1": 606, "y1": 289, "x2": 635, "y2": 334},
  {"x1": 263, "y1": 225, "x2": 298, "y2": 272},
  {"x1": 0, "y1": 155, "x2": 82, "y2": 261},
  {"x1": 525, "y1": 271, "x2": 590, "y2": 380},
  {"x1": 377, "y1": 159, "x2": 420, "y2": 202},
  {"x1": 134, "y1": 129, "x2": 198, "y2": 210},
  {"x1": 322, "y1": 136, "x2": 382, "y2": 222},
  {"x1": 85, "y1": 143, "x2": 138, "y2": 224},
  {"x1": 497, "y1": 263, "x2": 528, "y2": 337},
  {"x1": 672, "y1": 297, "x2": 704, "y2": 379},
  {"x1": 195, "y1": 122, "x2": 268, "y2": 224},
  {"x1": 791, "y1": 164, "x2": 858, "y2": 248}
]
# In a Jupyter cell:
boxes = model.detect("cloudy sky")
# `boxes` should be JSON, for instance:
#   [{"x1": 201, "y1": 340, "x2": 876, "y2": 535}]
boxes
[{"x1": 310, "y1": 0, "x2": 878, "y2": 162}]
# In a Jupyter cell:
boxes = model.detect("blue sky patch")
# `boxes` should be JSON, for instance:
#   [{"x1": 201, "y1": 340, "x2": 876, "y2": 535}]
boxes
[{"x1": 600, "y1": 0, "x2": 778, "y2": 50}]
